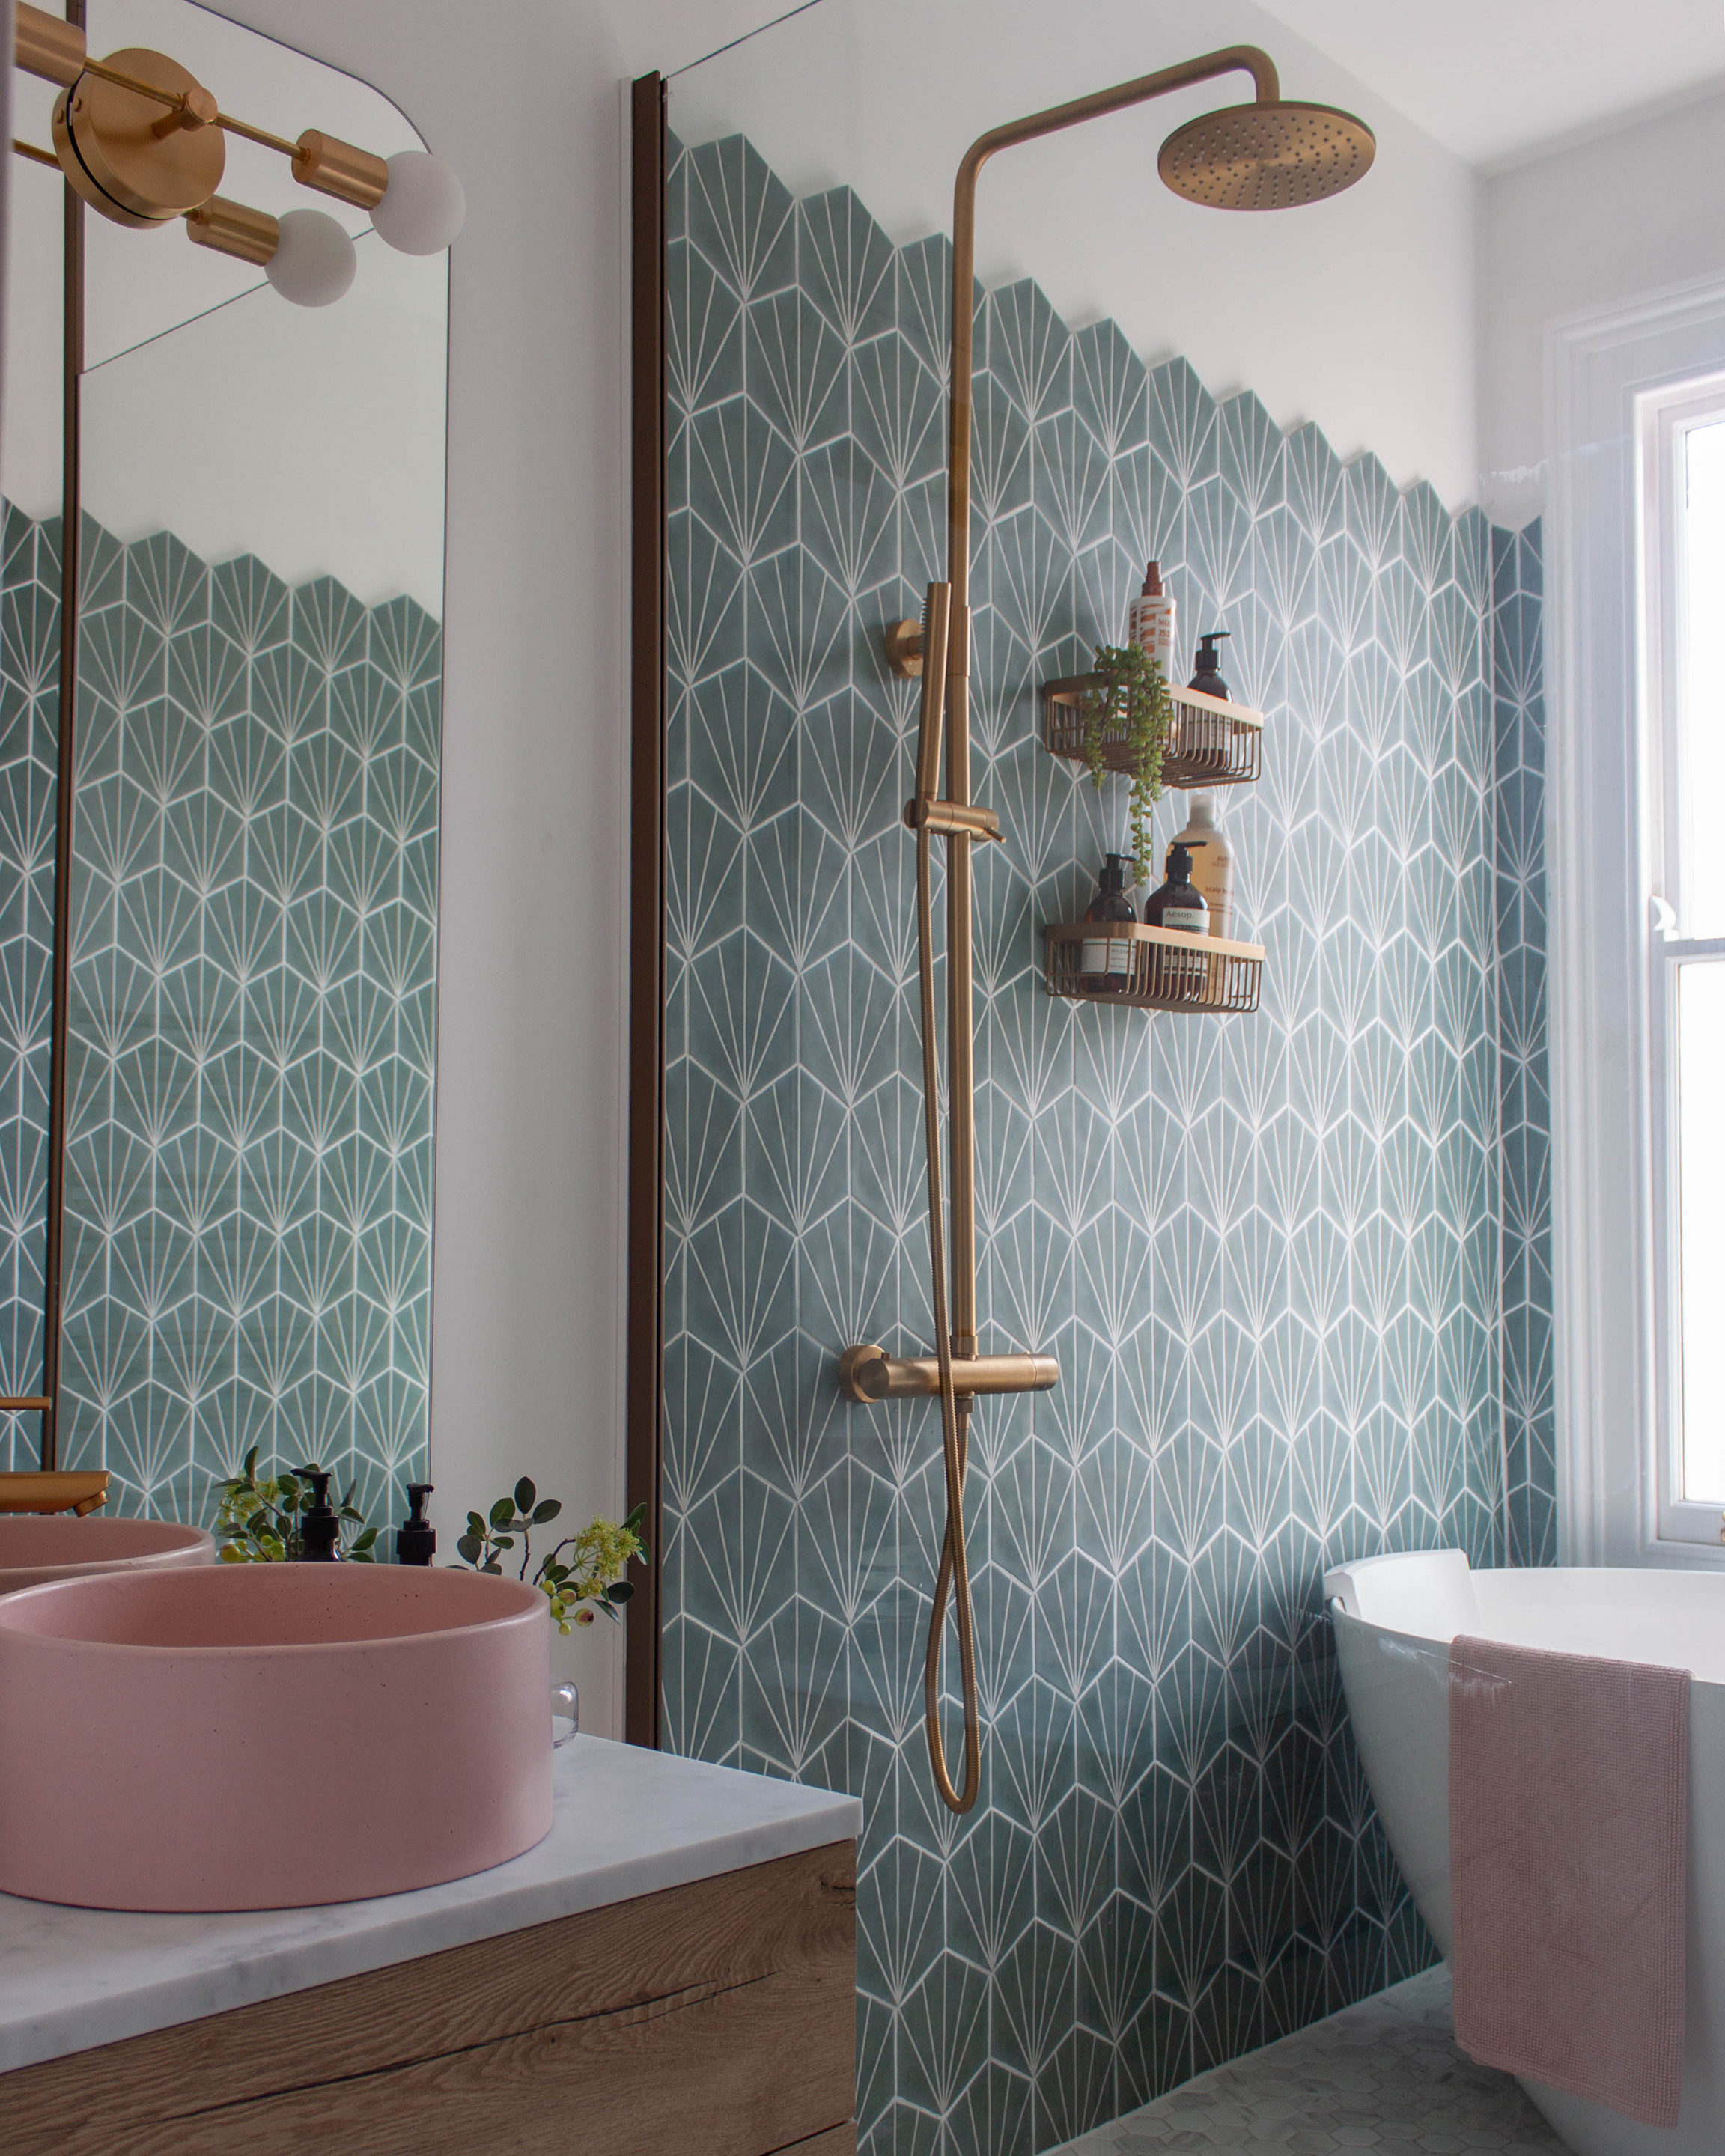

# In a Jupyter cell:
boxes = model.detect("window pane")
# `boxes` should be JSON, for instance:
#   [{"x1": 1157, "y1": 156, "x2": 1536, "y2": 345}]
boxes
[
  {"x1": 1679, "y1": 960, "x2": 1725, "y2": 1499},
  {"x1": 1683, "y1": 421, "x2": 1725, "y2": 937}
]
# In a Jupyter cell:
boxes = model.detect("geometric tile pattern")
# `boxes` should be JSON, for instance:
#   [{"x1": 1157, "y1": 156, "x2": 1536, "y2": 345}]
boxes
[
  {"x1": 0, "y1": 504, "x2": 439, "y2": 1522},
  {"x1": 662, "y1": 129, "x2": 1540, "y2": 2155},
  {"x1": 1050, "y1": 1966, "x2": 1566, "y2": 2155},
  {"x1": 1491, "y1": 522, "x2": 1553, "y2": 1568},
  {"x1": 0, "y1": 504, "x2": 62, "y2": 1471}
]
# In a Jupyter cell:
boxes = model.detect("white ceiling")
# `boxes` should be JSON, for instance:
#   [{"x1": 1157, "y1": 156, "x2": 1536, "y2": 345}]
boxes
[{"x1": 1251, "y1": 0, "x2": 1725, "y2": 167}]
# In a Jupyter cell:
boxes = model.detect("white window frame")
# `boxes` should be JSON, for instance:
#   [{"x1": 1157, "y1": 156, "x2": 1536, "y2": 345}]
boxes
[
  {"x1": 1550, "y1": 272, "x2": 1725, "y2": 1568},
  {"x1": 1643, "y1": 380, "x2": 1725, "y2": 1546}
]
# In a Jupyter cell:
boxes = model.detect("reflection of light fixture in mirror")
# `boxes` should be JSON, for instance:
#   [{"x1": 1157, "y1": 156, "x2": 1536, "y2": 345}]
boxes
[{"x1": 9, "y1": 0, "x2": 464, "y2": 303}]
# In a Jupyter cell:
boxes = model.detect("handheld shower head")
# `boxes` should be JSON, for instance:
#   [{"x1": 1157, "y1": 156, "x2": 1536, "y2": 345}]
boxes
[{"x1": 1159, "y1": 99, "x2": 1375, "y2": 210}]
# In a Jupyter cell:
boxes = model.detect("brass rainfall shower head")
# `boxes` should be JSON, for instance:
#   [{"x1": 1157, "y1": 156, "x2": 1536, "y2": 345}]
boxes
[{"x1": 1159, "y1": 97, "x2": 1375, "y2": 210}]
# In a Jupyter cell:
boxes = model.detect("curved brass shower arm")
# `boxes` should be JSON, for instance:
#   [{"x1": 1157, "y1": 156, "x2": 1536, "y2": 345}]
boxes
[{"x1": 945, "y1": 44, "x2": 1279, "y2": 608}]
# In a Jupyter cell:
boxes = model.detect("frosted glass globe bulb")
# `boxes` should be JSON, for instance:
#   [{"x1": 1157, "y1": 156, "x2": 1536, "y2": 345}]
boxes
[
  {"x1": 371, "y1": 151, "x2": 466, "y2": 255},
  {"x1": 265, "y1": 209, "x2": 357, "y2": 307}
]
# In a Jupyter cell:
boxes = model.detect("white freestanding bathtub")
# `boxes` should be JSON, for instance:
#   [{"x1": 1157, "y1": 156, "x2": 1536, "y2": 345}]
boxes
[{"x1": 1327, "y1": 1550, "x2": 1725, "y2": 2156}]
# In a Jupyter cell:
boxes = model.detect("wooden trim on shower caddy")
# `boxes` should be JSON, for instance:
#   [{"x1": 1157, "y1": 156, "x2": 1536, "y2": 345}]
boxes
[{"x1": 624, "y1": 70, "x2": 668, "y2": 1750}]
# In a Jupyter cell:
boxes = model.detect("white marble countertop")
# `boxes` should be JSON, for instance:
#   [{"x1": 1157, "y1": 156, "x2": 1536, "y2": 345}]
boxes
[{"x1": 0, "y1": 1737, "x2": 861, "y2": 2076}]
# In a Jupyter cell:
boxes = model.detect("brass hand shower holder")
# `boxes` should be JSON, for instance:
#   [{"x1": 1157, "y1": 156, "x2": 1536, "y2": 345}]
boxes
[{"x1": 836, "y1": 48, "x2": 1372, "y2": 1814}]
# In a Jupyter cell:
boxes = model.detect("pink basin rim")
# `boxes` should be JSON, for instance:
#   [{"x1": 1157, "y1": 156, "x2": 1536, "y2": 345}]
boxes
[
  {"x1": 0, "y1": 1565, "x2": 553, "y2": 1912},
  {"x1": 0, "y1": 1516, "x2": 213, "y2": 1596}
]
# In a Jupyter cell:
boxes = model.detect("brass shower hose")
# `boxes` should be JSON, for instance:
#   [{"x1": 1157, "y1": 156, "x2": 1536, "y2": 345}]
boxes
[{"x1": 915, "y1": 816, "x2": 981, "y2": 1815}]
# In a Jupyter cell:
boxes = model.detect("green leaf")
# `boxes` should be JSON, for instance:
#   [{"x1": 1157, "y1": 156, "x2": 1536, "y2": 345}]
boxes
[
  {"x1": 531, "y1": 1497, "x2": 562, "y2": 1525},
  {"x1": 466, "y1": 1511, "x2": 486, "y2": 1536},
  {"x1": 351, "y1": 1547, "x2": 376, "y2": 1564},
  {"x1": 513, "y1": 1477, "x2": 537, "y2": 1515},
  {"x1": 350, "y1": 1526, "x2": 379, "y2": 1553},
  {"x1": 243, "y1": 1443, "x2": 259, "y2": 1476},
  {"x1": 621, "y1": 1500, "x2": 647, "y2": 1535},
  {"x1": 482, "y1": 1559, "x2": 502, "y2": 1576},
  {"x1": 489, "y1": 1496, "x2": 515, "y2": 1529},
  {"x1": 455, "y1": 1533, "x2": 483, "y2": 1565},
  {"x1": 606, "y1": 1580, "x2": 634, "y2": 1604}
]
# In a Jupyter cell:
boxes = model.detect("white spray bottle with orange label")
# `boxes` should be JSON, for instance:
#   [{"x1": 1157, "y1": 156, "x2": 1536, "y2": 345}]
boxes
[{"x1": 1127, "y1": 561, "x2": 1175, "y2": 685}]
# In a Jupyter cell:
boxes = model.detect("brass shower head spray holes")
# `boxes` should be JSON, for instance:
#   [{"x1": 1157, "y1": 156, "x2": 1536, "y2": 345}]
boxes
[{"x1": 1158, "y1": 99, "x2": 1375, "y2": 210}]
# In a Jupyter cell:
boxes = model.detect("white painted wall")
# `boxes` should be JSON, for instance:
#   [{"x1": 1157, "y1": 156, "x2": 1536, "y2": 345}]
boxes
[
  {"x1": 1482, "y1": 85, "x2": 1725, "y2": 527},
  {"x1": 672, "y1": 0, "x2": 1481, "y2": 510}
]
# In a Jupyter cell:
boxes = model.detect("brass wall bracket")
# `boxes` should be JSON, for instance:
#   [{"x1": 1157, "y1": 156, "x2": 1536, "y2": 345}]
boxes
[
  {"x1": 839, "y1": 1345, "x2": 1059, "y2": 1404},
  {"x1": 902, "y1": 797, "x2": 1005, "y2": 844},
  {"x1": 884, "y1": 618, "x2": 925, "y2": 679}
]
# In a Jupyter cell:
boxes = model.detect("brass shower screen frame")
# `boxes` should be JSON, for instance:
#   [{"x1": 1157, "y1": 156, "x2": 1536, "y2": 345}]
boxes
[{"x1": 837, "y1": 46, "x2": 1372, "y2": 1814}]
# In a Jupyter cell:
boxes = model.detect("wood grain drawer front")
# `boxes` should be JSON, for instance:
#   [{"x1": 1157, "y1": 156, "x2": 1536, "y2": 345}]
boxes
[{"x1": 0, "y1": 1840, "x2": 857, "y2": 2156}]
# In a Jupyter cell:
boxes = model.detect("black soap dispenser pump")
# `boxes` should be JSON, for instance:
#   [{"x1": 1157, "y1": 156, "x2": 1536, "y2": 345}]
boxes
[
  {"x1": 397, "y1": 1482, "x2": 436, "y2": 1567},
  {"x1": 1080, "y1": 853, "x2": 1137, "y2": 993},
  {"x1": 296, "y1": 1467, "x2": 341, "y2": 1562},
  {"x1": 1189, "y1": 630, "x2": 1231, "y2": 701}
]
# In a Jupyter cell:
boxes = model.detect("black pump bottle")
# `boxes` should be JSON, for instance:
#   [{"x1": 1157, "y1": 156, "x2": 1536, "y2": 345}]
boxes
[
  {"x1": 397, "y1": 1482, "x2": 436, "y2": 1566},
  {"x1": 1080, "y1": 854, "x2": 1137, "y2": 992},
  {"x1": 1189, "y1": 630, "x2": 1231, "y2": 700},
  {"x1": 296, "y1": 1467, "x2": 341, "y2": 1562}
]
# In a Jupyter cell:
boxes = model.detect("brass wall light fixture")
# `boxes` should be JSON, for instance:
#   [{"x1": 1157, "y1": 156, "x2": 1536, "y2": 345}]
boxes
[
  {"x1": 844, "y1": 46, "x2": 1375, "y2": 1815},
  {"x1": 10, "y1": 1, "x2": 464, "y2": 305}
]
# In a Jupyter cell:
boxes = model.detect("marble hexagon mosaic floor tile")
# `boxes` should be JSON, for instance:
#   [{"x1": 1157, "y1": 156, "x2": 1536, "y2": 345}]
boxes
[
  {"x1": 663, "y1": 124, "x2": 1545, "y2": 2155},
  {"x1": 1050, "y1": 1968, "x2": 1569, "y2": 2155}
]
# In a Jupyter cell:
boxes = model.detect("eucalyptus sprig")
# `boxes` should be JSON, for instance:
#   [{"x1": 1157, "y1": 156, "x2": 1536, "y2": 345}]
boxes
[
  {"x1": 212, "y1": 1447, "x2": 379, "y2": 1563},
  {"x1": 1079, "y1": 642, "x2": 1172, "y2": 887},
  {"x1": 455, "y1": 1479, "x2": 650, "y2": 1636}
]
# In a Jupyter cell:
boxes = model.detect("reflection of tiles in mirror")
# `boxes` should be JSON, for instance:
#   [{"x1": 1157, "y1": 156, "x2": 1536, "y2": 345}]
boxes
[
  {"x1": 1050, "y1": 1969, "x2": 1568, "y2": 2155},
  {"x1": 0, "y1": 502, "x2": 442, "y2": 1524}
]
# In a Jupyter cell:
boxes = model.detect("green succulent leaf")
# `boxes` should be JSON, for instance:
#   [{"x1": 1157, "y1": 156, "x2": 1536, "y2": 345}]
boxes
[
  {"x1": 513, "y1": 1477, "x2": 536, "y2": 1514},
  {"x1": 532, "y1": 1498, "x2": 561, "y2": 1525},
  {"x1": 489, "y1": 1496, "x2": 515, "y2": 1529}
]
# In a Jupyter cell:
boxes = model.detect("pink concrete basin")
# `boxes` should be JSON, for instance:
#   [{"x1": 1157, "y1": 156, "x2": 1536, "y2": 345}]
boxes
[
  {"x1": 0, "y1": 1515, "x2": 213, "y2": 1595},
  {"x1": 0, "y1": 1565, "x2": 551, "y2": 1912}
]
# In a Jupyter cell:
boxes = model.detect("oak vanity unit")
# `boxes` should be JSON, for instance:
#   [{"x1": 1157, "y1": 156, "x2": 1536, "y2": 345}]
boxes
[{"x1": 0, "y1": 1740, "x2": 860, "y2": 2155}]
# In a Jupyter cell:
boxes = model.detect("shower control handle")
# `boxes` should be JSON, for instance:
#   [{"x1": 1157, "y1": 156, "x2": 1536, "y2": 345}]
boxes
[{"x1": 838, "y1": 1344, "x2": 1059, "y2": 1403}]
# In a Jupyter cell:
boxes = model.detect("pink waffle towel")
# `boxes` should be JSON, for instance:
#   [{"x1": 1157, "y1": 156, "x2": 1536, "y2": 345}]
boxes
[{"x1": 1449, "y1": 1633, "x2": 1690, "y2": 2128}]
